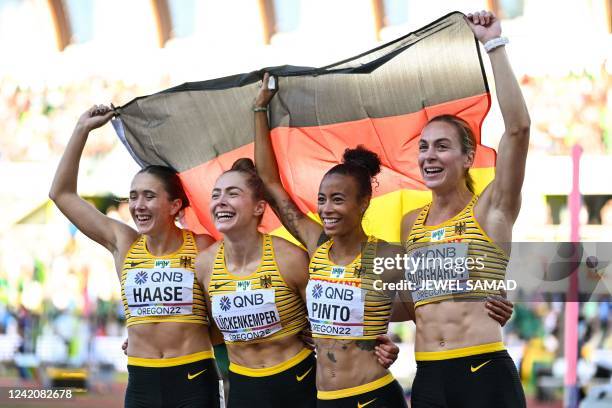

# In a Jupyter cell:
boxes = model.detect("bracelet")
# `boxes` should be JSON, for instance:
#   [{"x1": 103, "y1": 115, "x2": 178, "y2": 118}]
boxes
[
  {"x1": 253, "y1": 106, "x2": 268, "y2": 112},
  {"x1": 483, "y1": 37, "x2": 509, "y2": 53}
]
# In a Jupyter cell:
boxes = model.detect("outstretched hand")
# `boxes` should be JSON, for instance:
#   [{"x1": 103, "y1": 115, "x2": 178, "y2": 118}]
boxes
[
  {"x1": 254, "y1": 72, "x2": 278, "y2": 108},
  {"x1": 76, "y1": 104, "x2": 115, "y2": 132},
  {"x1": 465, "y1": 11, "x2": 502, "y2": 44}
]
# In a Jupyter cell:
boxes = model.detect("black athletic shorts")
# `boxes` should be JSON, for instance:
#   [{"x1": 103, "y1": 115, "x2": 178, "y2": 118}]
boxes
[
  {"x1": 411, "y1": 350, "x2": 526, "y2": 408},
  {"x1": 125, "y1": 354, "x2": 222, "y2": 408},
  {"x1": 317, "y1": 374, "x2": 407, "y2": 408},
  {"x1": 228, "y1": 349, "x2": 317, "y2": 408}
]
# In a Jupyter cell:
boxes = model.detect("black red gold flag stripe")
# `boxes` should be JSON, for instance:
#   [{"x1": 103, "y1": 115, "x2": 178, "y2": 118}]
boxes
[{"x1": 113, "y1": 12, "x2": 495, "y2": 242}]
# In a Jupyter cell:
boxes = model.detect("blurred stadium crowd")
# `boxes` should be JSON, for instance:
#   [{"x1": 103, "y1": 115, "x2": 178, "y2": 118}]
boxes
[
  {"x1": 1, "y1": 0, "x2": 611, "y2": 405},
  {"x1": 0, "y1": 77, "x2": 154, "y2": 162},
  {"x1": 2, "y1": 67, "x2": 611, "y2": 162},
  {"x1": 524, "y1": 69, "x2": 611, "y2": 155}
]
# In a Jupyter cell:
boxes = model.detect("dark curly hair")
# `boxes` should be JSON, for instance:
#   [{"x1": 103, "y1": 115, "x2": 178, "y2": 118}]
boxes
[{"x1": 324, "y1": 145, "x2": 381, "y2": 200}]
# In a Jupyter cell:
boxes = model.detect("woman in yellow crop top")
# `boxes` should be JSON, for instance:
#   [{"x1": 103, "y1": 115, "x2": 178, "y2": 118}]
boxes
[
  {"x1": 196, "y1": 158, "x2": 401, "y2": 408},
  {"x1": 196, "y1": 158, "x2": 315, "y2": 408},
  {"x1": 50, "y1": 105, "x2": 222, "y2": 408},
  {"x1": 253, "y1": 74, "x2": 513, "y2": 408},
  {"x1": 400, "y1": 12, "x2": 528, "y2": 407}
]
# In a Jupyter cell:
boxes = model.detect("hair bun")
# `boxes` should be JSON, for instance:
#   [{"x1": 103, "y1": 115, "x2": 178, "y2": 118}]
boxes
[
  {"x1": 231, "y1": 158, "x2": 256, "y2": 172},
  {"x1": 342, "y1": 145, "x2": 381, "y2": 178}
]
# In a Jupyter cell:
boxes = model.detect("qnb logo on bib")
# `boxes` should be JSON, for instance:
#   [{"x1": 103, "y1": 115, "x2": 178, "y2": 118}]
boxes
[
  {"x1": 134, "y1": 271, "x2": 148, "y2": 285},
  {"x1": 212, "y1": 289, "x2": 281, "y2": 342},
  {"x1": 306, "y1": 280, "x2": 364, "y2": 337},
  {"x1": 125, "y1": 269, "x2": 194, "y2": 317},
  {"x1": 219, "y1": 296, "x2": 231, "y2": 311},
  {"x1": 311, "y1": 283, "x2": 323, "y2": 299},
  {"x1": 405, "y1": 242, "x2": 470, "y2": 303}
]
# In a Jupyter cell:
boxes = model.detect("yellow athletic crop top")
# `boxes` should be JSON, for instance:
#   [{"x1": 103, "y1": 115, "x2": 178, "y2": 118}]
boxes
[
  {"x1": 306, "y1": 236, "x2": 393, "y2": 339},
  {"x1": 121, "y1": 230, "x2": 208, "y2": 327},
  {"x1": 208, "y1": 234, "x2": 308, "y2": 344},
  {"x1": 405, "y1": 195, "x2": 509, "y2": 309}
]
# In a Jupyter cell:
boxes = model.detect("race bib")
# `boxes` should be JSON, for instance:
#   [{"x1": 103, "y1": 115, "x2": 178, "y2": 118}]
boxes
[
  {"x1": 212, "y1": 289, "x2": 281, "y2": 342},
  {"x1": 125, "y1": 268, "x2": 194, "y2": 317},
  {"x1": 306, "y1": 280, "x2": 364, "y2": 337},
  {"x1": 405, "y1": 243, "x2": 470, "y2": 303}
]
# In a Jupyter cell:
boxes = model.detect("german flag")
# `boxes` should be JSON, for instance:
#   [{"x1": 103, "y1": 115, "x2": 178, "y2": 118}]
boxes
[{"x1": 113, "y1": 12, "x2": 495, "y2": 243}]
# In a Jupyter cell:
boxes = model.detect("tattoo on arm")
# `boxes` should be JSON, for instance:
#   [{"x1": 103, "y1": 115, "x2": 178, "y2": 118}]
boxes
[{"x1": 276, "y1": 199, "x2": 305, "y2": 242}]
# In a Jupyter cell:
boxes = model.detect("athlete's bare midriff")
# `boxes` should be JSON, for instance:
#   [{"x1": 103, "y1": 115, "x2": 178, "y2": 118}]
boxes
[
  {"x1": 415, "y1": 301, "x2": 502, "y2": 352},
  {"x1": 314, "y1": 337, "x2": 389, "y2": 391},
  {"x1": 226, "y1": 333, "x2": 306, "y2": 368},
  {"x1": 127, "y1": 322, "x2": 212, "y2": 359}
]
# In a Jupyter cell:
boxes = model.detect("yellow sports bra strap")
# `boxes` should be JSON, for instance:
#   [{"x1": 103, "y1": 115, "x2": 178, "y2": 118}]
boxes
[
  {"x1": 214, "y1": 242, "x2": 225, "y2": 270},
  {"x1": 414, "y1": 204, "x2": 430, "y2": 227},
  {"x1": 263, "y1": 234, "x2": 274, "y2": 263}
]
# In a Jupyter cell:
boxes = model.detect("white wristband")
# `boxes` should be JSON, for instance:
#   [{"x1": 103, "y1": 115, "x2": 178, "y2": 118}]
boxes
[{"x1": 483, "y1": 37, "x2": 509, "y2": 53}]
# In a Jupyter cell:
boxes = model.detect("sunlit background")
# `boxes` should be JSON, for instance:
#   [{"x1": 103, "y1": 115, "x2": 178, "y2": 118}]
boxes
[{"x1": 0, "y1": 0, "x2": 611, "y2": 406}]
